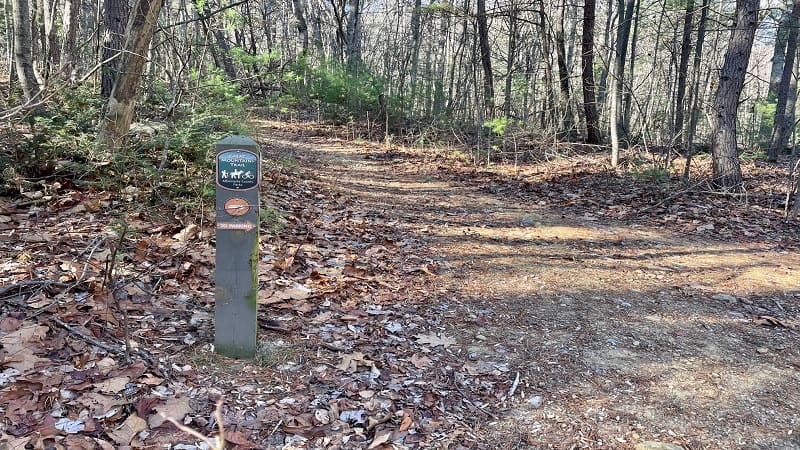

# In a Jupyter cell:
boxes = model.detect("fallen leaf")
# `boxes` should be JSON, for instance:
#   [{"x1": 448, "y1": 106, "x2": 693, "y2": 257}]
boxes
[
  {"x1": 410, "y1": 354, "x2": 433, "y2": 369},
  {"x1": 148, "y1": 395, "x2": 192, "y2": 428},
  {"x1": 172, "y1": 224, "x2": 199, "y2": 243},
  {"x1": 414, "y1": 333, "x2": 456, "y2": 348},
  {"x1": 754, "y1": 315, "x2": 793, "y2": 328},
  {"x1": 94, "y1": 376, "x2": 130, "y2": 394},
  {"x1": 224, "y1": 430, "x2": 257, "y2": 448},
  {"x1": 337, "y1": 352, "x2": 370, "y2": 372},
  {"x1": 107, "y1": 414, "x2": 147, "y2": 446},
  {"x1": 399, "y1": 413, "x2": 413, "y2": 432},
  {"x1": 0, "y1": 316, "x2": 23, "y2": 332},
  {"x1": 368, "y1": 428, "x2": 392, "y2": 449}
]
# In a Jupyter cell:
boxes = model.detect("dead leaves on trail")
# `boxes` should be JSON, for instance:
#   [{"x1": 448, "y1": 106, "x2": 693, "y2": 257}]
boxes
[{"x1": 0, "y1": 150, "x2": 509, "y2": 448}]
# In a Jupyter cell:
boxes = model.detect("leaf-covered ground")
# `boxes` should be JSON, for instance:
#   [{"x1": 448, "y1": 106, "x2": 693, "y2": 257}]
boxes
[{"x1": 2, "y1": 118, "x2": 800, "y2": 449}]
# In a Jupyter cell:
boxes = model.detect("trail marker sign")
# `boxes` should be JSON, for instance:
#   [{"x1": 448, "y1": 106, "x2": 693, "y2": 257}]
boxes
[{"x1": 214, "y1": 136, "x2": 260, "y2": 358}]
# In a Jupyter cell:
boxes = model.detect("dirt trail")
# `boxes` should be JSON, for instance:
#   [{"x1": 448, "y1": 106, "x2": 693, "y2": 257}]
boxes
[{"x1": 257, "y1": 119, "x2": 800, "y2": 449}]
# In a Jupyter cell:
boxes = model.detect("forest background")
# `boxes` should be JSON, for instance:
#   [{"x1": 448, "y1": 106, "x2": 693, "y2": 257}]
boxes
[
  {"x1": 2, "y1": 0, "x2": 800, "y2": 447},
  {"x1": 1, "y1": 0, "x2": 800, "y2": 198}
]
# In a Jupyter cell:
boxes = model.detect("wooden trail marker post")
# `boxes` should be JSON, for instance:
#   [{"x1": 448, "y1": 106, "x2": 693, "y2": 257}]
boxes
[{"x1": 214, "y1": 136, "x2": 260, "y2": 358}]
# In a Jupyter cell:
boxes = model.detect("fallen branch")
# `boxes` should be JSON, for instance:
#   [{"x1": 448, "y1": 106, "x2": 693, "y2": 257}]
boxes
[
  {"x1": 49, "y1": 317, "x2": 157, "y2": 368},
  {"x1": 0, "y1": 280, "x2": 68, "y2": 299}
]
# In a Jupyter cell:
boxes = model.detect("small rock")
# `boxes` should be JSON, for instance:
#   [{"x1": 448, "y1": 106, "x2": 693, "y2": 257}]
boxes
[
  {"x1": 712, "y1": 293, "x2": 737, "y2": 303},
  {"x1": 757, "y1": 347, "x2": 769, "y2": 354},
  {"x1": 476, "y1": 334, "x2": 487, "y2": 341},
  {"x1": 635, "y1": 442, "x2": 683, "y2": 450},
  {"x1": 528, "y1": 396, "x2": 543, "y2": 408},
  {"x1": 520, "y1": 216, "x2": 537, "y2": 227}
]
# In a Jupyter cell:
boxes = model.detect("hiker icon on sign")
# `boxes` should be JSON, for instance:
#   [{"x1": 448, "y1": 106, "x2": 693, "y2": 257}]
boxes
[{"x1": 216, "y1": 150, "x2": 259, "y2": 190}]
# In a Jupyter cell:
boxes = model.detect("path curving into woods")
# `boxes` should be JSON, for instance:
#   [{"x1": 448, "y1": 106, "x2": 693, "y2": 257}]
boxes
[{"x1": 255, "y1": 117, "x2": 800, "y2": 449}]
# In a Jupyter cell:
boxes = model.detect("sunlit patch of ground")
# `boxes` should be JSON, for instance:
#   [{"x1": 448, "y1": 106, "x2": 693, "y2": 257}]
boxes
[{"x1": 260, "y1": 119, "x2": 800, "y2": 449}]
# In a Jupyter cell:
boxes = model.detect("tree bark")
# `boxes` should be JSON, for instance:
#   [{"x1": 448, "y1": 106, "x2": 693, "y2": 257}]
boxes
[
  {"x1": 768, "y1": 0, "x2": 800, "y2": 162},
  {"x1": 409, "y1": 0, "x2": 422, "y2": 116},
  {"x1": 682, "y1": 0, "x2": 709, "y2": 181},
  {"x1": 673, "y1": 0, "x2": 695, "y2": 144},
  {"x1": 555, "y1": 0, "x2": 574, "y2": 134},
  {"x1": 292, "y1": 0, "x2": 308, "y2": 56},
  {"x1": 476, "y1": 0, "x2": 494, "y2": 118},
  {"x1": 581, "y1": 0, "x2": 600, "y2": 144},
  {"x1": 101, "y1": 0, "x2": 129, "y2": 97},
  {"x1": 345, "y1": 0, "x2": 361, "y2": 69},
  {"x1": 709, "y1": 0, "x2": 758, "y2": 190},
  {"x1": 61, "y1": 0, "x2": 81, "y2": 79},
  {"x1": 503, "y1": 2, "x2": 517, "y2": 118},
  {"x1": 96, "y1": 0, "x2": 164, "y2": 153},
  {"x1": 11, "y1": 0, "x2": 41, "y2": 103},
  {"x1": 769, "y1": 10, "x2": 791, "y2": 98},
  {"x1": 610, "y1": 0, "x2": 634, "y2": 166}
]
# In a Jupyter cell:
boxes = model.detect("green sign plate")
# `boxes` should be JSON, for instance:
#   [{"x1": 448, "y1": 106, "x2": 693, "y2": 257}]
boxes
[{"x1": 216, "y1": 149, "x2": 259, "y2": 190}]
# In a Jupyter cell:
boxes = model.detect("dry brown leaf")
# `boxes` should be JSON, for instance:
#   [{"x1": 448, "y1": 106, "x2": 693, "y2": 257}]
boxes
[
  {"x1": 148, "y1": 395, "x2": 192, "y2": 428},
  {"x1": 94, "y1": 376, "x2": 130, "y2": 394},
  {"x1": 337, "y1": 351, "x2": 369, "y2": 372},
  {"x1": 0, "y1": 316, "x2": 23, "y2": 333},
  {"x1": 172, "y1": 224, "x2": 199, "y2": 242},
  {"x1": 414, "y1": 333, "x2": 456, "y2": 348},
  {"x1": 399, "y1": 413, "x2": 413, "y2": 432},
  {"x1": 368, "y1": 428, "x2": 393, "y2": 449},
  {"x1": 224, "y1": 430, "x2": 257, "y2": 448},
  {"x1": 754, "y1": 315, "x2": 793, "y2": 328},
  {"x1": 0, "y1": 324, "x2": 49, "y2": 356},
  {"x1": 78, "y1": 392, "x2": 123, "y2": 418},
  {"x1": 107, "y1": 414, "x2": 147, "y2": 446},
  {"x1": 410, "y1": 354, "x2": 433, "y2": 369},
  {"x1": 0, "y1": 434, "x2": 33, "y2": 450}
]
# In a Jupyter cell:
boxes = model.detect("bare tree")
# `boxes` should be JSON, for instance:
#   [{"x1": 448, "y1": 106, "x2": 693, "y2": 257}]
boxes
[
  {"x1": 101, "y1": 0, "x2": 129, "y2": 97},
  {"x1": 582, "y1": 0, "x2": 601, "y2": 144},
  {"x1": 11, "y1": 0, "x2": 41, "y2": 103},
  {"x1": 674, "y1": 0, "x2": 695, "y2": 145},
  {"x1": 96, "y1": 0, "x2": 164, "y2": 153},
  {"x1": 476, "y1": 0, "x2": 494, "y2": 118},
  {"x1": 769, "y1": 0, "x2": 800, "y2": 162},
  {"x1": 709, "y1": 0, "x2": 759, "y2": 189}
]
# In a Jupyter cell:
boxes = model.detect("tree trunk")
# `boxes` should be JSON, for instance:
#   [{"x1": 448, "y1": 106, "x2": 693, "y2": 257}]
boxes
[
  {"x1": 709, "y1": 0, "x2": 758, "y2": 190},
  {"x1": 292, "y1": 0, "x2": 308, "y2": 56},
  {"x1": 101, "y1": 0, "x2": 129, "y2": 97},
  {"x1": 409, "y1": 0, "x2": 422, "y2": 116},
  {"x1": 673, "y1": 0, "x2": 695, "y2": 145},
  {"x1": 11, "y1": 0, "x2": 41, "y2": 103},
  {"x1": 610, "y1": 0, "x2": 634, "y2": 166},
  {"x1": 555, "y1": 0, "x2": 574, "y2": 134},
  {"x1": 597, "y1": 0, "x2": 613, "y2": 109},
  {"x1": 581, "y1": 0, "x2": 601, "y2": 144},
  {"x1": 504, "y1": 3, "x2": 517, "y2": 118},
  {"x1": 345, "y1": 0, "x2": 361, "y2": 69},
  {"x1": 769, "y1": 10, "x2": 791, "y2": 98},
  {"x1": 685, "y1": 0, "x2": 709, "y2": 153},
  {"x1": 476, "y1": 0, "x2": 494, "y2": 118},
  {"x1": 768, "y1": 0, "x2": 800, "y2": 162},
  {"x1": 622, "y1": 0, "x2": 640, "y2": 134},
  {"x1": 538, "y1": 7, "x2": 556, "y2": 129},
  {"x1": 61, "y1": 0, "x2": 81, "y2": 79},
  {"x1": 212, "y1": 27, "x2": 238, "y2": 79},
  {"x1": 96, "y1": 0, "x2": 164, "y2": 153}
]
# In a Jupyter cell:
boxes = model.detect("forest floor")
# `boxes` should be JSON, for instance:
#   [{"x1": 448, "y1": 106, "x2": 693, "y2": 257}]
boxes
[{"x1": 2, "y1": 116, "x2": 800, "y2": 450}]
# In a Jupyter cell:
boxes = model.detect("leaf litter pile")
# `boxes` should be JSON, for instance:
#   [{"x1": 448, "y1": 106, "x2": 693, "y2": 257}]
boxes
[{"x1": 2, "y1": 119, "x2": 800, "y2": 449}]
